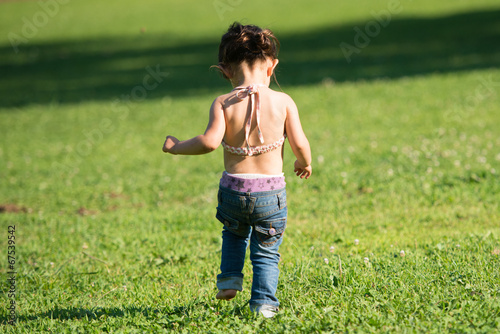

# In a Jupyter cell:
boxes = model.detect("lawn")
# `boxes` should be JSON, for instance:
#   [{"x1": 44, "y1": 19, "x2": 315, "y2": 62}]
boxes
[{"x1": 0, "y1": 0, "x2": 499, "y2": 332}]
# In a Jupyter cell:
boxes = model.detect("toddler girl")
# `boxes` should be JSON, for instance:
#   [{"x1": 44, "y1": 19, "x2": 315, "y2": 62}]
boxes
[{"x1": 162, "y1": 22, "x2": 312, "y2": 318}]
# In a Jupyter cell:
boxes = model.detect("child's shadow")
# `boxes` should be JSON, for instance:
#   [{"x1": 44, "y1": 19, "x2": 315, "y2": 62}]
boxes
[
  {"x1": 1, "y1": 301, "x2": 253, "y2": 325},
  {"x1": 1, "y1": 305, "x2": 159, "y2": 324}
]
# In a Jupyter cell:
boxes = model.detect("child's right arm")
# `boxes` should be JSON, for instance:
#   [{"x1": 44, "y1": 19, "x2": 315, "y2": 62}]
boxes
[
  {"x1": 285, "y1": 97, "x2": 312, "y2": 179},
  {"x1": 162, "y1": 98, "x2": 225, "y2": 155}
]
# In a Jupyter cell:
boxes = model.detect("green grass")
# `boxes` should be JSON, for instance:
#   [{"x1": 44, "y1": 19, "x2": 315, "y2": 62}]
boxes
[{"x1": 1, "y1": 0, "x2": 500, "y2": 332}]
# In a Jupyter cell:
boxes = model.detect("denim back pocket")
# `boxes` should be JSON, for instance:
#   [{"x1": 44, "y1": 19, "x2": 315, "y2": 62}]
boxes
[
  {"x1": 253, "y1": 217, "x2": 287, "y2": 247},
  {"x1": 216, "y1": 210, "x2": 250, "y2": 237}
]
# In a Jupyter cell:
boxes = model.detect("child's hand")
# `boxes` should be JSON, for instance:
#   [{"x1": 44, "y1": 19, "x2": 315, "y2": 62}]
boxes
[
  {"x1": 294, "y1": 160, "x2": 312, "y2": 179},
  {"x1": 162, "y1": 135, "x2": 179, "y2": 154}
]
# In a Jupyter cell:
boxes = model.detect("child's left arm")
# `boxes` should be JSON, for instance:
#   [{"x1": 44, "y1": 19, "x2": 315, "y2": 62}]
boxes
[{"x1": 162, "y1": 98, "x2": 225, "y2": 155}]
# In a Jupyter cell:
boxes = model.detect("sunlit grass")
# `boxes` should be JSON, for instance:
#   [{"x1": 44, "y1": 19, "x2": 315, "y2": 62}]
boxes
[{"x1": 0, "y1": 0, "x2": 499, "y2": 332}]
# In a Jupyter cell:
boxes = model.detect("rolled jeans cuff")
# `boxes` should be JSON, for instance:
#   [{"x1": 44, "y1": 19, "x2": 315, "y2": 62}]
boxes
[{"x1": 217, "y1": 276, "x2": 243, "y2": 291}]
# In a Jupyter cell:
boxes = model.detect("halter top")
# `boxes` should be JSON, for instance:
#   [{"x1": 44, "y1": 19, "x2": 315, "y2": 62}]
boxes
[{"x1": 221, "y1": 84, "x2": 286, "y2": 156}]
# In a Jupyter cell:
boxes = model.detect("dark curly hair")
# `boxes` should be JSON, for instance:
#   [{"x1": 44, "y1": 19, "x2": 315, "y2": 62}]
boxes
[{"x1": 215, "y1": 22, "x2": 280, "y2": 79}]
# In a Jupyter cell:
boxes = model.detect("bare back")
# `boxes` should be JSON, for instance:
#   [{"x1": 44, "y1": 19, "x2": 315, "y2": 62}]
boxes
[{"x1": 219, "y1": 87, "x2": 288, "y2": 175}]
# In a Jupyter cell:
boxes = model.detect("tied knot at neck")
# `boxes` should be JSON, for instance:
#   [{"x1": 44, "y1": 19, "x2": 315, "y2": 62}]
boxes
[
  {"x1": 235, "y1": 84, "x2": 260, "y2": 100},
  {"x1": 232, "y1": 84, "x2": 267, "y2": 153}
]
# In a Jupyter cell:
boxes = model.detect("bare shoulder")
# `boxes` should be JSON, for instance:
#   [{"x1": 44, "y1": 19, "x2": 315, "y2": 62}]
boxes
[
  {"x1": 213, "y1": 93, "x2": 229, "y2": 105},
  {"x1": 214, "y1": 91, "x2": 241, "y2": 109},
  {"x1": 267, "y1": 89, "x2": 296, "y2": 107}
]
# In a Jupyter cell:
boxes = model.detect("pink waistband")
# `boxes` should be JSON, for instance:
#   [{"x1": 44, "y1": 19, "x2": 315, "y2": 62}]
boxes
[{"x1": 219, "y1": 172, "x2": 286, "y2": 193}]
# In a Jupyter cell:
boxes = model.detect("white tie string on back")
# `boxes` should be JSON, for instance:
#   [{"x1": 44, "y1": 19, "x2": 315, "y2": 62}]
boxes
[{"x1": 234, "y1": 84, "x2": 266, "y2": 155}]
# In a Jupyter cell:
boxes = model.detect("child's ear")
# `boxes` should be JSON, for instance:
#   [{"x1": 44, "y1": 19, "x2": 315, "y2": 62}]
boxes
[
  {"x1": 267, "y1": 58, "x2": 279, "y2": 77},
  {"x1": 219, "y1": 64, "x2": 233, "y2": 79}
]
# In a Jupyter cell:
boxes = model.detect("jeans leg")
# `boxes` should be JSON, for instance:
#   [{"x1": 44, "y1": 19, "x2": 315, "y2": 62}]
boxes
[
  {"x1": 249, "y1": 229, "x2": 284, "y2": 308},
  {"x1": 217, "y1": 226, "x2": 250, "y2": 291}
]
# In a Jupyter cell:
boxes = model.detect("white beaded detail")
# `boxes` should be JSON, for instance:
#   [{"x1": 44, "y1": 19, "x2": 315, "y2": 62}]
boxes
[{"x1": 222, "y1": 135, "x2": 286, "y2": 156}]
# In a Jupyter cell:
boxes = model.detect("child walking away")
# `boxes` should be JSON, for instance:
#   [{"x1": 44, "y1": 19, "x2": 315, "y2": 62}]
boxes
[{"x1": 162, "y1": 22, "x2": 312, "y2": 318}]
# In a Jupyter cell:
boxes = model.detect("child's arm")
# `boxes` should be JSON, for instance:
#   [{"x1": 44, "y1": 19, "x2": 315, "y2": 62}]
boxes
[
  {"x1": 163, "y1": 98, "x2": 225, "y2": 155},
  {"x1": 285, "y1": 97, "x2": 312, "y2": 179}
]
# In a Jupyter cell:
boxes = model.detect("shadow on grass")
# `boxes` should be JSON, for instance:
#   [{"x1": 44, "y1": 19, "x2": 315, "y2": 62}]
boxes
[
  {"x1": 1, "y1": 8, "x2": 499, "y2": 108},
  {"x1": 1, "y1": 304, "x2": 200, "y2": 324},
  {"x1": 0, "y1": 301, "x2": 250, "y2": 325},
  {"x1": 0, "y1": 306, "x2": 159, "y2": 323}
]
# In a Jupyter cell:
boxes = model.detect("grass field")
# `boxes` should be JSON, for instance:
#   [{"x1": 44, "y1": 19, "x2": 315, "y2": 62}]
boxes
[{"x1": 1, "y1": 0, "x2": 500, "y2": 332}]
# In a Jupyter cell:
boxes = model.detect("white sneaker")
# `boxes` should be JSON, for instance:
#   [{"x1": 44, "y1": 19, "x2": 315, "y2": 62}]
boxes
[
  {"x1": 250, "y1": 304, "x2": 278, "y2": 318},
  {"x1": 260, "y1": 309, "x2": 276, "y2": 318}
]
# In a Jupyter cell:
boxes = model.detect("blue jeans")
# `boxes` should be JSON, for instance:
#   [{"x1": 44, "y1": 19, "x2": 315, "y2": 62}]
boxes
[{"x1": 216, "y1": 185, "x2": 287, "y2": 309}]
